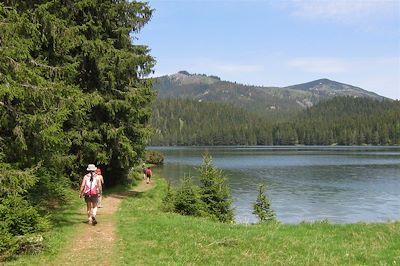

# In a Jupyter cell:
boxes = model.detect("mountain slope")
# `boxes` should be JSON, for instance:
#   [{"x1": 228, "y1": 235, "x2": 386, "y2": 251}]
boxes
[
  {"x1": 283, "y1": 78, "x2": 384, "y2": 99},
  {"x1": 153, "y1": 72, "x2": 387, "y2": 115}
]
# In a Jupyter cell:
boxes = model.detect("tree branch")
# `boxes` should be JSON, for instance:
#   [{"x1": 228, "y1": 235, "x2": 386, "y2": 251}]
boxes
[
  {"x1": 5, "y1": 56, "x2": 19, "y2": 66},
  {"x1": 29, "y1": 59, "x2": 61, "y2": 72}
]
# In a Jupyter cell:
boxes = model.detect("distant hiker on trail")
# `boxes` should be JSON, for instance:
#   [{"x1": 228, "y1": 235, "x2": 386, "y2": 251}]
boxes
[
  {"x1": 145, "y1": 167, "x2": 152, "y2": 184},
  {"x1": 142, "y1": 163, "x2": 147, "y2": 180},
  {"x1": 80, "y1": 164, "x2": 100, "y2": 225},
  {"x1": 96, "y1": 168, "x2": 105, "y2": 208}
]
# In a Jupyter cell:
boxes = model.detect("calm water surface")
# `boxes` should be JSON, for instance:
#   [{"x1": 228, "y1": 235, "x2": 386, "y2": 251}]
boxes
[{"x1": 150, "y1": 146, "x2": 400, "y2": 224}]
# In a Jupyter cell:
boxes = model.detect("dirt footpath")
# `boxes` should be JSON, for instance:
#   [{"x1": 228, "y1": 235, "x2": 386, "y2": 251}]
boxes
[{"x1": 53, "y1": 180, "x2": 154, "y2": 266}]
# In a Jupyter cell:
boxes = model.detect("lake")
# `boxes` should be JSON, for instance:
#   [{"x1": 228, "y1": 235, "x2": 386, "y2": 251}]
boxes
[{"x1": 150, "y1": 146, "x2": 400, "y2": 224}]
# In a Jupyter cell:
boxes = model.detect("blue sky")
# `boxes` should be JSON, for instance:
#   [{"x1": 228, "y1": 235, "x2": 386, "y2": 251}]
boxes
[{"x1": 137, "y1": 0, "x2": 400, "y2": 100}]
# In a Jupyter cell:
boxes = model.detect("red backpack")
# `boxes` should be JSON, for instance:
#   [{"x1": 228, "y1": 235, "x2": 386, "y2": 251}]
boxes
[
  {"x1": 83, "y1": 173, "x2": 98, "y2": 197},
  {"x1": 145, "y1": 168, "x2": 152, "y2": 177}
]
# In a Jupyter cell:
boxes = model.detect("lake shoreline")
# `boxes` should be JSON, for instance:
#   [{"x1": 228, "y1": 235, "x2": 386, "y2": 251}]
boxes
[{"x1": 151, "y1": 146, "x2": 400, "y2": 224}]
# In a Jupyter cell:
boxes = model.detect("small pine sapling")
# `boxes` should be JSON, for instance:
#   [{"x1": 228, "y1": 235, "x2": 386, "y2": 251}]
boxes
[{"x1": 252, "y1": 183, "x2": 276, "y2": 222}]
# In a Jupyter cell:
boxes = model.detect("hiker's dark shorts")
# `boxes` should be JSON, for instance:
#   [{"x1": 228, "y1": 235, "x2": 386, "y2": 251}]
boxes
[{"x1": 85, "y1": 195, "x2": 98, "y2": 203}]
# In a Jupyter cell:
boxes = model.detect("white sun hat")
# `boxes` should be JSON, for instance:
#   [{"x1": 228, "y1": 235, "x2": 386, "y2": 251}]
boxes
[{"x1": 86, "y1": 164, "x2": 97, "y2": 171}]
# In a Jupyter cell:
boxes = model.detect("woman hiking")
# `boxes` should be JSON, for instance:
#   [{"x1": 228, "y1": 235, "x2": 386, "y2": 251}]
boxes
[
  {"x1": 142, "y1": 163, "x2": 147, "y2": 180},
  {"x1": 96, "y1": 168, "x2": 105, "y2": 208},
  {"x1": 80, "y1": 164, "x2": 100, "y2": 225},
  {"x1": 145, "y1": 166, "x2": 153, "y2": 184}
]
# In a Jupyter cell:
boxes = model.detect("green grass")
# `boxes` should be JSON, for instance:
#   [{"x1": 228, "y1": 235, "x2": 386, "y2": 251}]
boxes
[
  {"x1": 4, "y1": 175, "x2": 399, "y2": 265},
  {"x1": 115, "y1": 176, "x2": 400, "y2": 265}
]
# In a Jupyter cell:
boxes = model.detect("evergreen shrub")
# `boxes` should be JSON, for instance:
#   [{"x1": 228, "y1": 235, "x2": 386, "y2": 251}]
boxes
[
  {"x1": 0, "y1": 228, "x2": 18, "y2": 261},
  {"x1": 0, "y1": 195, "x2": 50, "y2": 261},
  {"x1": 145, "y1": 150, "x2": 164, "y2": 165},
  {"x1": 173, "y1": 176, "x2": 207, "y2": 217},
  {"x1": 162, "y1": 154, "x2": 234, "y2": 223},
  {"x1": 198, "y1": 153, "x2": 234, "y2": 223},
  {"x1": 252, "y1": 183, "x2": 276, "y2": 222},
  {"x1": 161, "y1": 182, "x2": 176, "y2": 213}
]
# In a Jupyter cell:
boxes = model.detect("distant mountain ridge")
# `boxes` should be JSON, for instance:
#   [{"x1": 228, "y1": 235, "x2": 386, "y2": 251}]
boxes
[
  {"x1": 283, "y1": 78, "x2": 383, "y2": 98},
  {"x1": 153, "y1": 71, "x2": 387, "y2": 114}
]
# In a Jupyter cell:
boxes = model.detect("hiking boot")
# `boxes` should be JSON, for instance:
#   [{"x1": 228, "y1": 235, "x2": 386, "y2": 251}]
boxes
[{"x1": 92, "y1": 216, "x2": 97, "y2": 225}]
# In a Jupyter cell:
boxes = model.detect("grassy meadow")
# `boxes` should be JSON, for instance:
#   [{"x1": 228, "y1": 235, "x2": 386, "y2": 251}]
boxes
[
  {"x1": 115, "y1": 176, "x2": 399, "y2": 265},
  {"x1": 4, "y1": 174, "x2": 399, "y2": 265}
]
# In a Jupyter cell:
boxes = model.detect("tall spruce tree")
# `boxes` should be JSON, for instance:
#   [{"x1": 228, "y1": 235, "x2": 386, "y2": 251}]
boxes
[
  {"x1": 0, "y1": 0, "x2": 155, "y2": 186},
  {"x1": 198, "y1": 153, "x2": 234, "y2": 223}
]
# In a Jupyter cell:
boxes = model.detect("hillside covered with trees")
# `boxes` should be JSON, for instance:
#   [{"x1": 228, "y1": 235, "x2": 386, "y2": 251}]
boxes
[
  {"x1": 0, "y1": 0, "x2": 154, "y2": 259},
  {"x1": 150, "y1": 97, "x2": 400, "y2": 146},
  {"x1": 153, "y1": 71, "x2": 387, "y2": 115}
]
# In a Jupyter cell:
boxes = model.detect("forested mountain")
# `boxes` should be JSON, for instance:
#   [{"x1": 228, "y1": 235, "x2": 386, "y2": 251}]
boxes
[
  {"x1": 153, "y1": 71, "x2": 387, "y2": 115},
  {"x1": 150, "y1": 97, "x2": 400, "y2": 146},
  {"x1": 280, "y1": 97, "x2": 400, "y2": 145}
]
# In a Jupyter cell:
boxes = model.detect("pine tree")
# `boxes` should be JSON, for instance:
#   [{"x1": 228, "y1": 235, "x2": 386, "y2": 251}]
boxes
[
  {"x1": 0, "y1": 0, "x2": 156, "y2": 186},
  {"x1": 253, "y1": 183, "x2": 276, "y2": 222},
  {"x1": 173, "y1": 175, "x2": 206, "y2": 217},
  {"x1": 198, "y1": 153, "x2": 234, "y2": 223}
]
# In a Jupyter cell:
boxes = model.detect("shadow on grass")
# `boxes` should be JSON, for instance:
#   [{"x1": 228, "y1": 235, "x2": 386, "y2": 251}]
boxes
[
  {"x1": 51, "y1": 209, "x2": 86, "y2": 228},
  {"x1": 107, "y1": 190, "x2": 145, "y2": 199}
]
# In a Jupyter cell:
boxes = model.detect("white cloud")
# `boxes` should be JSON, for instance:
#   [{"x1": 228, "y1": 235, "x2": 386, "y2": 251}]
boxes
[
  {"x1": 287, "y1": 57, "x2": 350, "y2": 73},
  {"x1": 278, "y1": 0, "x2": 399, "y2": 23},
  {"x1": 287, "y1": 56, "x2": 400, "y2": 75},
  {"x1": 179, "y1": 57, "x2": 264, "y2": 75},
  {"x1": 216, "y1": 63, "x2": 263, "y2": 73},
  {"x1": 150, "y1": 57, "x2": 264, "y2": 78}
]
